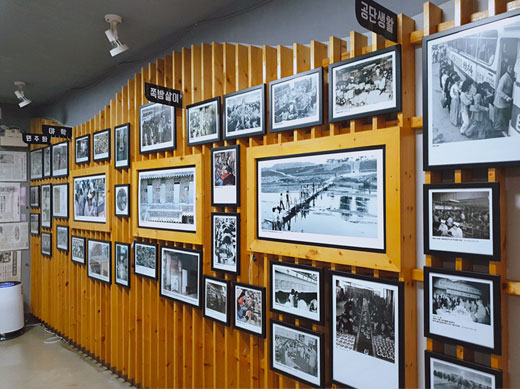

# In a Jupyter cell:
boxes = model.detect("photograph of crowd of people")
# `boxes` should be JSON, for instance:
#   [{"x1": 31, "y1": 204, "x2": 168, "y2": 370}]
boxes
[
  {"x1": 41, "y1": 184, "x2": 51, "y2": 228},
  {"x1": 31, "y1": 149, "x2": 42, "y2": 180},
  {"x1": 93, "y1": 129, "x2": 110, "y2": 161},
  {"x1": 212, "y1": 146, "x2": 238, "y2": 205},
  {"x1": 187, "y1": 98, "x2": 220, "y2": 145},
  {"x1": 204, "y1": 277, "x2": 228, "y2": 324},
  {"x1": 43, "y1": 146, "x2": 51, "y2": 177},
  {"x1": 75, "y1": 135, "x2": 90, "y2": 164},
  {"x1": 115, "y1": 243, "x2": 129, "y2": 287},
  {"x1": 41, "y1": 232, "x2": 51, "y2": 256},
  {"x1": 56, "y1": 226, "x2": 68, "y2": 251},
  {"x1": 74, "y1": 174, "x2": 106, "y2": 223},
  {"x1": 52, "y1": 142, "x2": 68, "y2": 177},
  {"x1": 234, "y1": 284, "x2": 265, "y2": 336},
  {"x1": 134, "y1": 242, "x2": 157, "y2": 279},
  {"x1": 212, "y1": 213, "x2": 238, "y2": 274},
  {"x1": 88, "y1": 239, "x2": 110, "y2": 283},
  {"x1": 160, "y1": 247, "x2": 201, "y2": 306},
  {"x1": 71, "y1": 236, "x2": 85, "y2": 264},
  {"x1": 224, "y1": 86, "x2": 264, "y2": 139},
  {"x1": 115, "y1": 124, "x2": 129, "y2": 168},
  {"x1": 139, "y1": 103, "x2": 175, "y2": 153}
]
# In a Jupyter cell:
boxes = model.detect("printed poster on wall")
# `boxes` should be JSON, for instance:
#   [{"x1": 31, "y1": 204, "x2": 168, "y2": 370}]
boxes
[
  {"x1": 0, "y1": 183, "x2": 21, "y2": 223},
  {"x1": 0, "y1": 251, "x2": 21, "y2": 282},
  {"x1": 0, "y1": 151, "x2": 27, "y2": 181},
  {"x1": 0, "y1": 222, "x2": 29, "y2": 250}
]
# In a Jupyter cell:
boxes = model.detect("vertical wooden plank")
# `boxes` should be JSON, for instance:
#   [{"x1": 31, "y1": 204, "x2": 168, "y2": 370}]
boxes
[
  {"x1": 329, "y1": 36, "x2": 346, "y2": 137},
  {"x1": 454, "y1": 0, "x2": 473, "y2": 26},
  {"x1": 349, "y1": 32, "x2": 368, "y2": 132}
]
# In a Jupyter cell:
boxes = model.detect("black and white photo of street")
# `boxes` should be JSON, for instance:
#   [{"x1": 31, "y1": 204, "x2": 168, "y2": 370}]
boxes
[
  {"x1": 205, "y1": 278, "x2": 227, "y2": 322},
  {"x1": 88, "y1": 240, "x2": 110, "y2": 282}
]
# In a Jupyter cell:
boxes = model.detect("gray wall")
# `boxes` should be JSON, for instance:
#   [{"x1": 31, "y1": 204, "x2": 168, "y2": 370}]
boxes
[{"x1": 0, "y1": 103, "x2": 33, "y2": 131}]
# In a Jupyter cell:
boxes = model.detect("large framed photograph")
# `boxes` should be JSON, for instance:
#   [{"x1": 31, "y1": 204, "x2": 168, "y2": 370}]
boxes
[
  {"x1": 75, "y1": 134, "x2": 90, "y2": 164},
  {"x1": 329, "y1": 45, "x2": 401, "y2": 122},
  {"x1": 211, "y1": 145, "x2": 239, "y2": 206},
  {"x1": 134, "y1": 242, "x2": 158, "y2": 279},
  {"x1": 186, "y1": 96, "x2": 221, "y2": 146},
  {"x1": 423, "y1": 9, "x2": 520, "y2": 169},
  {"x1": 41, "y1": 232, "x2": 52, "y2": 257},
  {"x1": 114, "y1": 123, "x2": 130, "y2": 168},
  {"x1": 41, "y1": 184, "x2": 52, "y2": 229},
  {"x1": 233, "y1": 282, "x2": 266, "y2": 337},
  {"x1": 331, "y1": 271, "x2": 404, "y2": 389},
  {"x1": 160, "y1": 246, "x2": 202, "y2": 307},
  {"x1": 71, "y1": 236, "x2": 86, "y2": 264},
  {"x1": 30, "y1": 186, "x2": 40, "y2": 208},
  {"x1": 139, "y1": 103, "x2": 175, "y2": 154},
  {"x1": 203, "y1": 276, "x2": 230, "y2": 325},
  {"x1": 424, "y1": 267, "x2": 501, "y2": 354},
  {"x1": 52, "y1": 183, "x2": 69, "y2": 219},
  {"x1": 30, "y1": 213, "x2": 39, "y2": 236},
  {"x1": 257, "y1": 146, "x2": 385, "y2": 251},
  {"x1": 56, "y1": 225, "x2": 69, "y2": 252},
  {"x1": 223, "y1": 84, "x2": 266, "y2": 140},
  {"x1": 115, "y1": 242, "x2": 130, "y2": 288},
  {"x1": 424, "y1": 182, "x2": 500, "y2": 260},
  {"x1": 138, "y1": 167, "x2": 196, "y2": 232},
  {"x1": 211, "y1": 212, "x2": 240, "y2": 275},
  {"x1": 270, "y1": 261, "x2": 323, "y2": 324},
  {"x1": 43, "y1": 145, "x2": 52, "y2": 178},
  {"x1": 30, "y1": 148, "x2": 43, "y2": 180},
  {"x1": 114, "y1": 184, "x2": 130, "y2": 217},
  {"x1": 73, "y1": 174, "x2": 106, "y2": 223},
  {"x1": 425, "y1": 350, "x2": 503, "y2": 389},
  {"x1": 87, "y1": 239, "x2": 111, "y2": 284},
  {"x1": 93, "y1": 128, "x2": 110, "y2": 162},
  {"x1": 270, "y1": 67, "x2": 323, "y2": 132},
  {"x1": 270, "y1": 320, "x2": 324, "y2": 388},
  {"x1": 51, "y1": 141, "x2": 68, "y2": 178}
]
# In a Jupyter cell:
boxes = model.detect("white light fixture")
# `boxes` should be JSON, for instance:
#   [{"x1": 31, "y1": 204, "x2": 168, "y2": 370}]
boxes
[
  {"x1": 14, "y1": 82, "x2": 32, "y2": 108},
  {"x1": 104, "y1": 14, "x2": 129, "y2": 57}
]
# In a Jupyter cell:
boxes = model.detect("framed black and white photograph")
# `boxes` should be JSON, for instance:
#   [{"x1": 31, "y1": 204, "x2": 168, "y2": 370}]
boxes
[
  {"x1": 41, "y1": 184, "x2": 52, "y2": 229},
  {"x1": 203, "y1": 276, "x2": 230, "y2": 325},
  {"x1": 43, "y1": 145, "x2": 52, "y2": 178},
  {"x1": 257, "y1": 146, "x2": 385, "y2": 251},
  {"x1": 75, "y1": 134, "x2": 90, "y2": 164},
  {"x1": 138, "y1": 167, "x2": 196, "y2": 232},
  {"x1": 423, "y1": 9, "x2": 520, "y2": 170},
  {"x1": 211, "y1": 145, "x2": 239, "y2": 206},
  {"x1": 223, "y1": 84, "x2": 266, "y2": 140},
  {"x1": 233, "y1": 282, "x2": 266, "y2": 337},
  {"x1": 329, "y1": 45, "x2": 401, "y2": 122},
  {"x1": 30, "y1": 186, "x2": 40, "y2": 208},
  {"x1": 134, "y1": 241, "x2": 157, "y2": 279},
  {"x1": 115, "y1": 242, "x2": 130, "y2": 288},
  {"x1": 30, "y1": 213, "x2": 39, "y2": 236},
  {"x1": 51, "y1": 141, "x2": 68, "y2": 178},
  {"x1": 139, "y1": 103, "x2": 175, "y2": 154},
  {"x1": 114, "y1": 123, "x2": 130, "y2": 168},
  {"x1": 87, "y1": 239, "x2": 111, "y2": 284},
  {"x1": 71, "y1": 236, "x2": 86, "y2": 264},
  {"x1": 30, "y1": 148, "x2": 43, "y2": 180},
  {"x1": 73, "y1": 174, "x2": 106, "y2": 223},
  {"x1": 270, "y1": 320, "x2": 324, "y2": 388},
  {"x1": 424, "y1": 182, "x2": 500, "y2": 260},
  {"x1": 186, "y1": 96, "x2": 221, "y2": 146},
  {"x1": 160, "y1": 246, "x2": 202, "y2": 307},
  {"x1": 331, "y1": 271, "x2": 404, "y2": 389},
  {"x1": 41, "y1": 232, "x2": 52, "y2": 257},
  {"x1": 93, "y1": 128, "x2": 110, "y2": 162},
  {"x1": 52, "y1": 183, "x2": 69, "y2": 219},
  {"x1": 270, "y1": 67, "x2": 323, "y2": 132},
  {"x1": 114, "y1": 184, "x2": 130, "y2": 217},
  {"x1": 424, "y1": 267, "x2": 501, "y2": 354},
  {"x1": 425, "y1": 350, "x2": 503, "y2": 389},
  {"x1": 211, "y1": 212, "x2": 240, "y2": 275},
  {"x1": 270, "y1": 261, "x2": 323, "y2": 324},
  {"x1": 56, "y1": 225, "x2": 69, "y2": 252}
]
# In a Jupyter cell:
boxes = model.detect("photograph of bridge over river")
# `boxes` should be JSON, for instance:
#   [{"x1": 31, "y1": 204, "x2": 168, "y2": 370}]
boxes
[{"x1": 257, "y1": 146, "x2": 385, "y2": 251}]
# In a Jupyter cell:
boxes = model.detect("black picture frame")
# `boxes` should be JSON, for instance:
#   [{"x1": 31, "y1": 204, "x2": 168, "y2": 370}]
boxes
[
  {"x1": 41, "y1": 232, "x2": 52, "y2": 257},
  {"x1": 133, "y1": 241, "x2": 158, "y2": 280},
  {"x1": 114, "y1": 184, "x2": 130, "y2": 217},
  {"x1": 51, "y1": 141, "x2": 69, "y2": 178},
  {"x1": 269, "y1": 260, "x2": 324, "y2": 325},
  {"x1": 30, "y1": 213, "x2": 40, "y2": 236},
  {"x1": 71, "y1": 235, "x2": 86, "y2": 265},
  {"x1": 139, "y1": 102, "x2": 176, "y2": 154},
  {"x1": 114, "y1": 123, "x2": 130, "y2": 169},
  {"x1": 75, "y1": 134, "x2": 90, "y2": 164},
  {"x1": 30, "y1": 148, "x2": 43, "y2": 180},
  {"x1": 423, "y1": 182, "x2": 501, "y2": 261},
  {"x1": 269, "y1": 67, "x2": 323, "y2": 133},
  {"x1": 114, "y1": 242, "x2": 131, "y2": 288},
  {"x1": 223, "y1": 84, "x2": 266, "y2": 140},
  {"x1": 270, "y1": 319, "x2": 325, "y2": 388},
  {"x1": 422, "y1": 9, "x2": 520, "y2": 170},
  {"x1": 232, "y1": 282, "x2": 266, "y2": 338},
  {"x1": 43, "y1": 145, "x2": 52, "y2": 178},
  {"x1": 211, "y1": 212, "x2": 241, "y2": 275},
  {"x1": 87, "y1": 238, "x2": 112, "y2": 284},
  {"x1": 186, "y1": 96, "x2": 222, "y2": 146},
  {"x1": 211, "y1": 144, "x2": 240, "y2": 206},
  {"x1": 425, "y1": 350, "x2": 503, "y2": 389},
  {"x1": 41, "y1": 184, "x2": 52, "y2": 230},
  {"x1": 329, "y1": 44, "x2": 402, "y2": 123},
  {"x1": 52, "y1": 183, "x2": 69, "y2": 219},
  {"x1": 203, "y1": 275, "x2": 231, "y2": 326},
  {"x1": 93, "y1": 128, "x2": 111, "y2": 162},
  {"x1": 56, "y1": 225, "x2": 69, "y2": 253},
  {"x1": 424, "y1": 266, "x2": 502, "y2": 354},
  {"x1": 30, "y1": 185, "x2": 40, "y2": 208}
]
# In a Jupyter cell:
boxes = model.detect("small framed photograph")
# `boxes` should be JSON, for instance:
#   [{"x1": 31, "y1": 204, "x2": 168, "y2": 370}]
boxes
[
  {"x1": 41, "y1": 232, "x2": 52, "y2": 257},
  {"x1": 73, "y1": 174, "x2": 106, "y2": 223},
  {"x1": 233, "y1": 282, "x2": 266, "y2": 337},
  {"x1": 211, "y1": 145, "x2": 240, "y2": 206},
  {"x1": 186, "y1": 96, "x2": 221, "y2": 146},
  {"x1": 160, "y1": 246, "x2": 202, "y2": 307},
  {"x1": 270, "y1": 320, "x2": 324, "y2": 388},
  {"x1": 270, "y1": 261, "x2": 323, "y2": 324},
  {"x1": 270, "y1": 67, "x2": 323, "y2": 132},
  {"x1": 211, "y1": 212, "x2": 240, "y2": 275},
  {"x1": 52, "y1": 183, "x2": 69, "y2": 219},
  {"x1": 51, "y1": 141, "x2": 69, "y2": 178},
  {"x1": 87, "y1": 239, "x2": 111, "y2": 284},
  {"x1": 223, "y1": 84, "x2": 266, "y2": 140},
  {"x1": 114, "y1": 123, "x2": 130, "y2": 169},
  {"x1": 424, "y1": 182, "x2": 500, "y2": 260},
  {"x1": 425, "y1": 350, "x2": 503, "y2": 389},
  {"x1": 139, "y1": 103, "x2": 176, "y2": 154},
  {"x1": 30, "y1": 186, "x2": 40, "y2": 208},
  {"x1": 56, "y1": 225, "x2": 69, "y2": 252},
  {"x1": 71, "y1": 236, "x2": 86, "y2": 264},
  {"x1": 114, "y1": 184, "x2": 130, "y2": 217},
  {"x1": 75, "y1": 134, "x2": 90, "y2": 164},
  {"x1": 43, "y1": 146, "x2": 52, "y2": 178},
  {"x1": 424, "y1": 266, "x2": 501, "y2": 354},
  {"x1": 134, "y1": 241, "x2": 158, "y2": 279},
  {"x1": 203, "y1": 276, "x2": 230, "y2": 325},
  {"x1": 93, "y1": 128, "x2": 110, "y2": 162},
  {"x1": 41, "y1": 184, "x2": 52, "y2": 229},
  {"x1": 115, "y1": 242, "x2": 130, "y2": 288},
  {"x1": 30, "y1": 148, "x2": 43, "y2": 180},
  {"x1": 331, "y1": 271, "x2": 404, "y2": 389},
  {"x1": 30, "y1": 213, "x2": 40, "y2": 236}
]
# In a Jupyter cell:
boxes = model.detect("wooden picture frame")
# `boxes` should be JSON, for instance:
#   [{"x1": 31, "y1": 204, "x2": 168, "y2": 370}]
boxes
[
  {"x1": 114, "y1": 123, "x2": 130, "y2": 169},
  {"x1": 223, "y1": 84, "x2": 266, "y2": 140},
  {"x1": 203, "y1": 275, "x2": 230, "y2": 325},
  {"x1": 211, "y1": 212, "x2": 240, "y2": 275},
  {"x1": 186, "y1": 96, "x2": 221, "y2": 146},
  {"x1": 87, "y1": 238, "x2": 111, "y2": 284},
  {"x1": 134, "y1": 241, "x2": 158, "y2": 280},
  {"x1": 114, "y1": 242, "x2": 131, "y2": 288},
  {"x1": 114, "y1": 184, "x2": 130, "y2": 217},
  {"x1": 139, "y1": 102, "x2": 176, "y2": 154},
  {"x1": 93, "y1": 128, "x2": 111, "y2": 162},
  {"x1": 75, "y1": 134, "x2": 90, "y2": 164},
  {"x1": 233, "y1": 282, "x2": 266, "y2": 338},
  {"x1": 51, "y1": 141, "x2": 69, "y2": 178},
  {"x1": 71, "y1": 235, "x2": 86, "y2": 264},
  {"x1": 211, "y1": 144, "x2": 240, "y2": 206}
]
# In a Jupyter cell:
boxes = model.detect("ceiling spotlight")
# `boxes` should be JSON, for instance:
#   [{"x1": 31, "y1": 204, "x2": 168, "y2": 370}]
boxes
[
  {"x1": 104, "y1": 14, "x2": 129, "y2": 57},
  {"x1": 14, "y1": 81, "x2": 32, "y2": 108}
]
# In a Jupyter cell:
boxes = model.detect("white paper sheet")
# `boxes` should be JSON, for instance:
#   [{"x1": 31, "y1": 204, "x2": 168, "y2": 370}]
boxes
[
  {"x1": 0, "y1": 250, "x2": 21, "y2": 282},
  {"x1": 0, "y1": 151, "x2": 27, "y2": 181},
  {"x1": 0, "y1": 183, "x2": 20, "y2": 222},
  {"x1": 0, "y1": 222, "x2": 29, "y2": 250}
]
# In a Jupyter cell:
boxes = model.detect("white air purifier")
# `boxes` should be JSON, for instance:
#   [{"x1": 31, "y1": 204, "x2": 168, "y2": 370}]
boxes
[{"x1": 0, "y1": 281, "x2": 24, "y2": 340}]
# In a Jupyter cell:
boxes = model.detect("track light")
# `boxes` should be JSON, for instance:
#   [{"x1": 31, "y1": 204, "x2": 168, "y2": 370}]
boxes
[
  {"x1": 104, "y1": 14, "x2": 129, "y2": 57},
  {"x1": 14, "y1": 82, "x2": 32, "y2": 108}
]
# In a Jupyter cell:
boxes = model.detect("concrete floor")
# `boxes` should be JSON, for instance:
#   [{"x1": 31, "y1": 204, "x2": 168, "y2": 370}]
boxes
[{"x1": 0, "y1": 325, "x2": 132, "y2": 388}]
